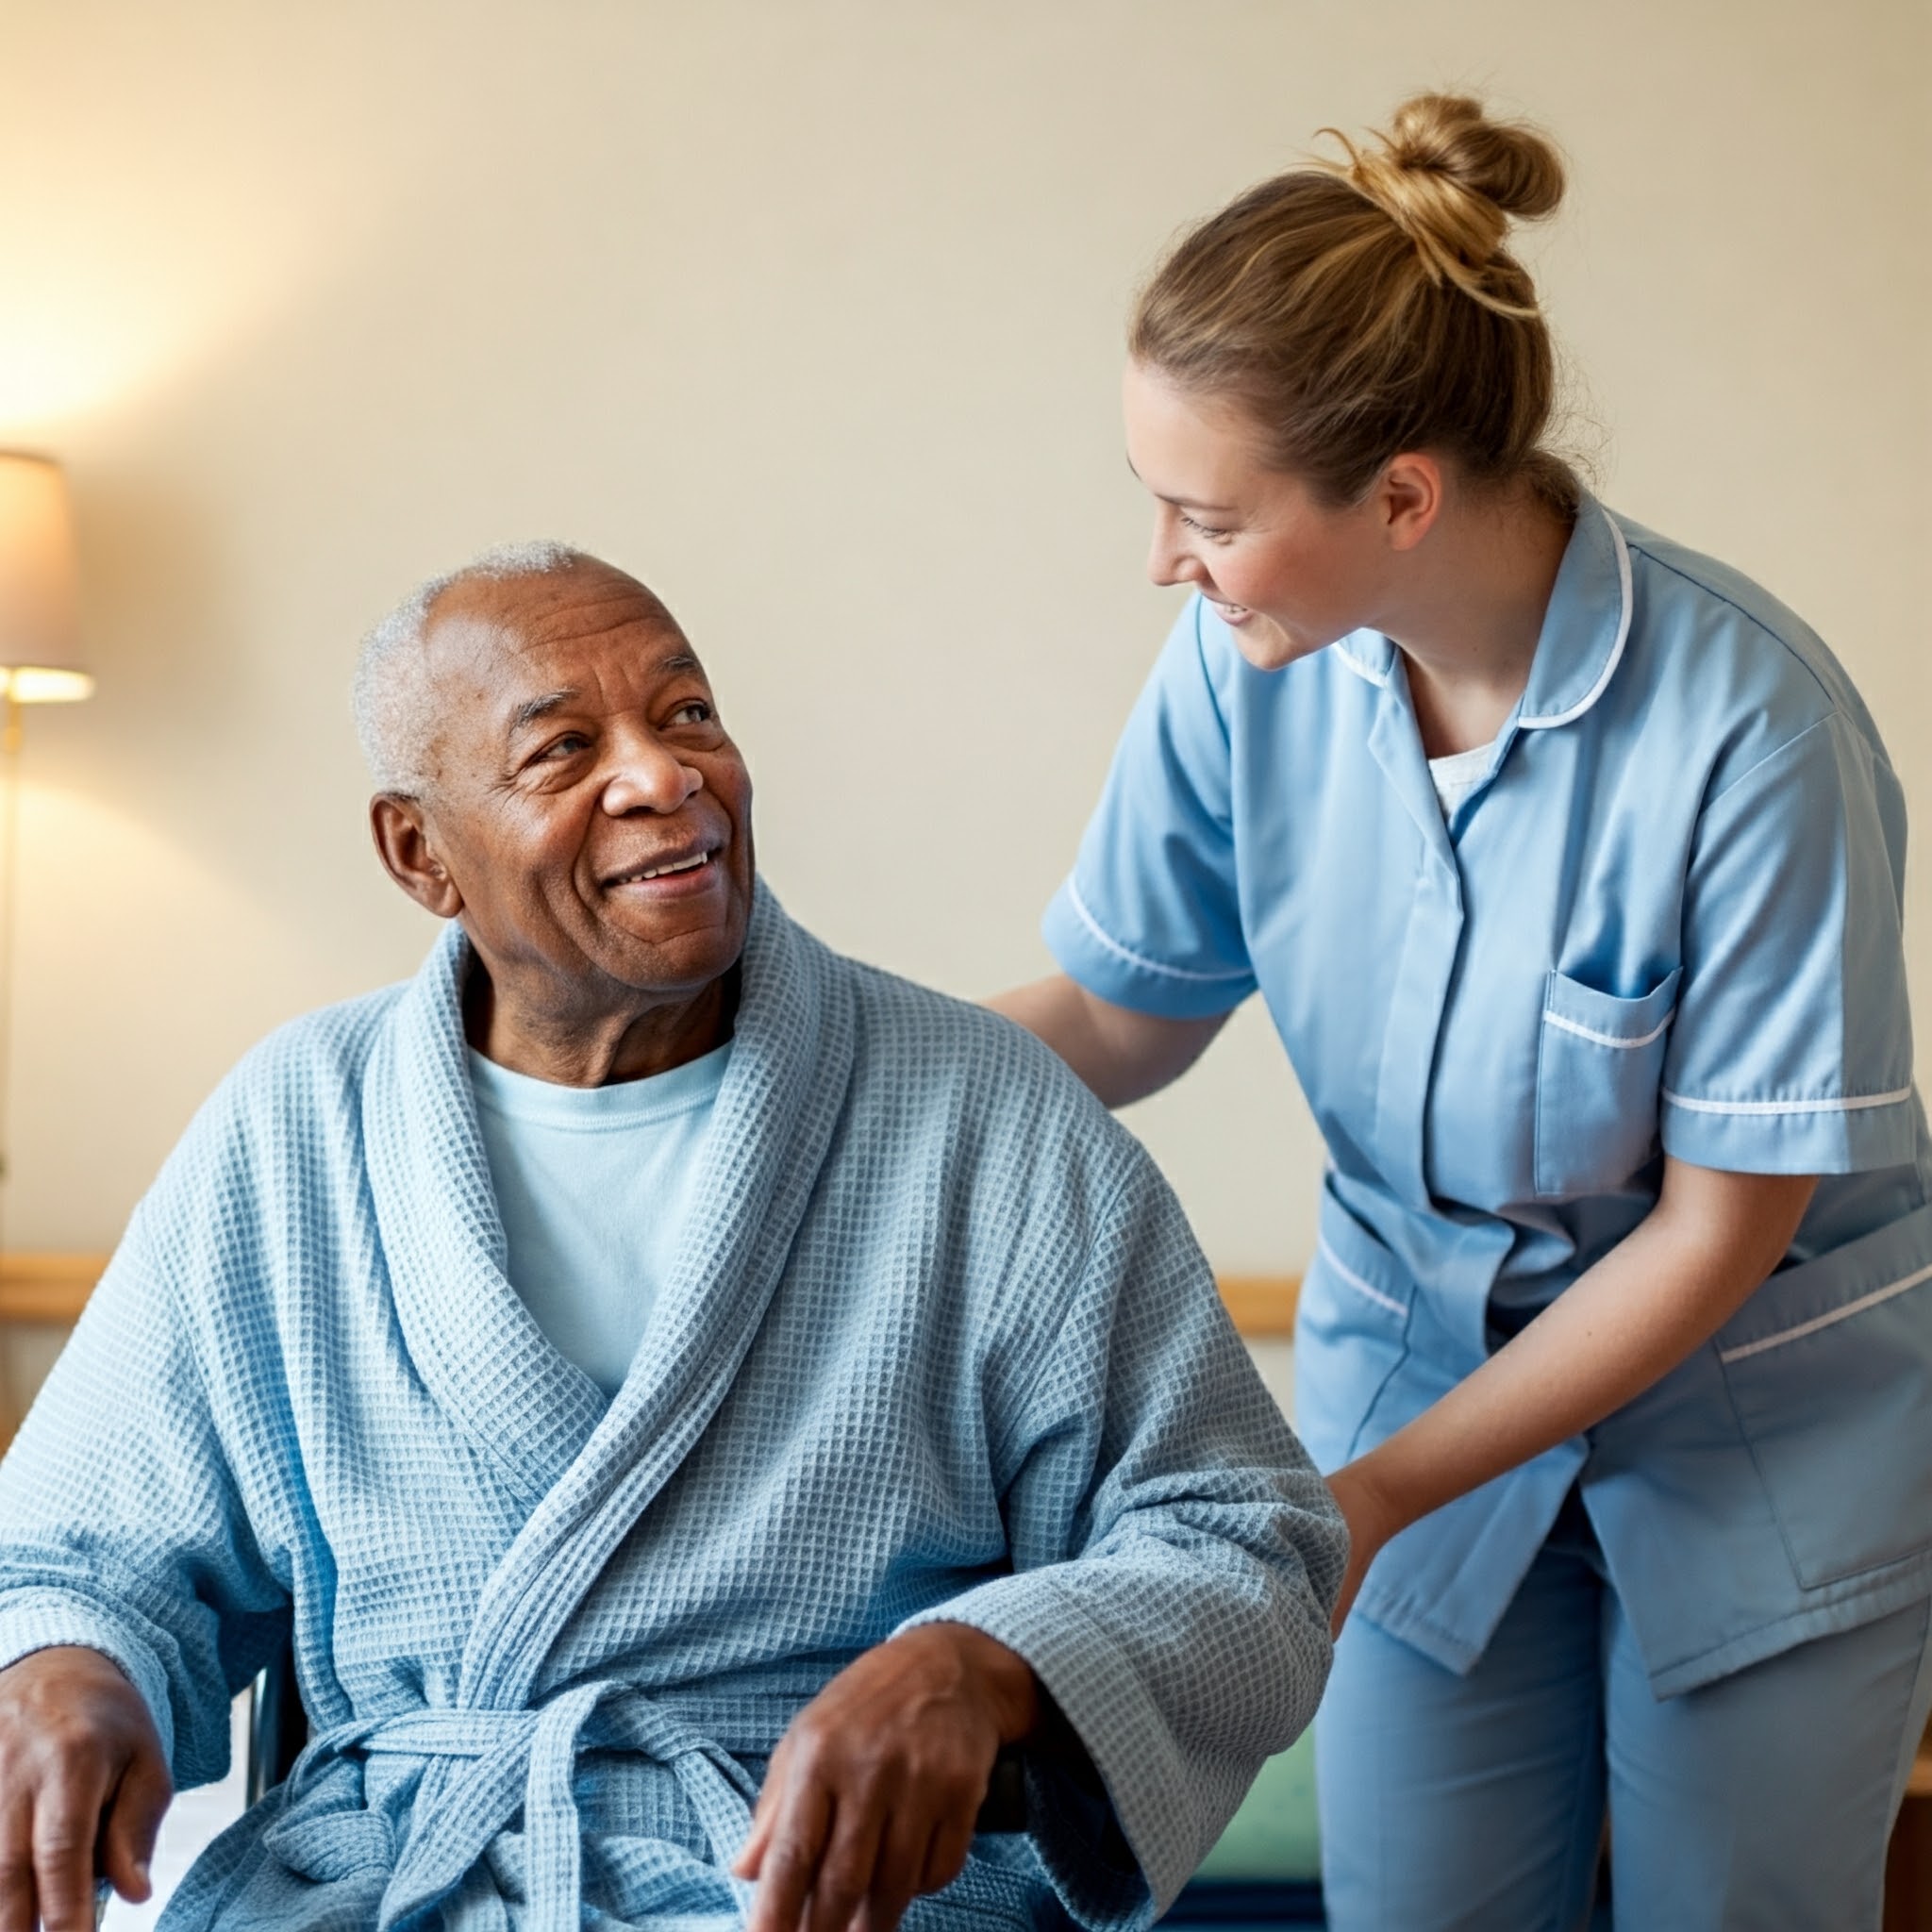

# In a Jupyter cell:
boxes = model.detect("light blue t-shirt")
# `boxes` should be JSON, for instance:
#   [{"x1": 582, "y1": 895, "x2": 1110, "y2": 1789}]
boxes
[{"x1": 467, "y1": 1040, "x2": 732, "y2": 1396}]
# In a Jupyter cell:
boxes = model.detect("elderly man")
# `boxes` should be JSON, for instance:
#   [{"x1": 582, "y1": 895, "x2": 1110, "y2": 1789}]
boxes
[{"x1": 0, "y1": 545, "x2": 1342, "y2": 1931}]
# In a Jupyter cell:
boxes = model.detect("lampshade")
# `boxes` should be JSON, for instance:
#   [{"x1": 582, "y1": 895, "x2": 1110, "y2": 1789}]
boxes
[{"x1": 0, "y1": 453, "x2": 92, "y2": 704}]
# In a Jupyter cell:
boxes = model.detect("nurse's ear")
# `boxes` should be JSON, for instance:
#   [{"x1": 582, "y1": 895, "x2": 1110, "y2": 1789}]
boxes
[{"x1": 1372, "y1": 453, "x2": 1444, "y2": 553}]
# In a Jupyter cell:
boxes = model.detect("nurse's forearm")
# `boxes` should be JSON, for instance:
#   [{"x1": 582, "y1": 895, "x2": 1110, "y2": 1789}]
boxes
[
  {"x1": 1343, "y1": 1159, "x2": 1818, "y2": 1540},
  {"x1": 988, "y1": 974, "x2": 1228, "y2": 1108}
]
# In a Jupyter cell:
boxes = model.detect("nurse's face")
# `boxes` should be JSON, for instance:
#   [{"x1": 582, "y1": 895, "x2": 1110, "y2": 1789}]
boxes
[{"x1": 1123, "y1": 358, "x2": 1394, "y2": 671}]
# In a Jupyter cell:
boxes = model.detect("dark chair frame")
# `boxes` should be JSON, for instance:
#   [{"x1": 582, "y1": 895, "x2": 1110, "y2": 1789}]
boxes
[{"x1": 244, "y1": 1649, "x2": 307, "y2": 1808}]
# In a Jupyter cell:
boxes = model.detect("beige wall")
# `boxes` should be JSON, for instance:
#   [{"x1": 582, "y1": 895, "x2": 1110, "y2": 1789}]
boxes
[{"x1": 1, "y1": 0, "x2": 1926, "y2": 1274}]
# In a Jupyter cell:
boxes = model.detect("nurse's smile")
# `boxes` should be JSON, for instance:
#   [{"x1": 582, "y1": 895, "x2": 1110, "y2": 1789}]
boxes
[{"x1": 1121, "y1": 357, "x2": 1394, "y2": 675}]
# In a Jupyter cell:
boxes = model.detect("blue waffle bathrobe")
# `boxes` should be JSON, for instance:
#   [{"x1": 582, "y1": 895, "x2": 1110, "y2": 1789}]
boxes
[{"x1": 0, "y1": 888, "x2": 1342, "y2": 1931}]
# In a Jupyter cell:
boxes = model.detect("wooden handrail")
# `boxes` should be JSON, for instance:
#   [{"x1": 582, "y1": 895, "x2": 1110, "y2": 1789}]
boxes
[
  {"x1": 0, "y1": 1253, "x2": 109, "y2": 1324},
  {"x1": 1216, "y1": 1274, "x2": 1301, "y2": 1337},
  {"x1": 0, "y1": 1256, "x2": 1302, "y2": 1338}
]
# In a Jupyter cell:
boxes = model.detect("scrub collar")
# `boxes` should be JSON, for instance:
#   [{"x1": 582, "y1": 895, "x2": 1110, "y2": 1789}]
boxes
[{"x1": 1330, "y1": 495, "x2": 1634, "y2": 732}]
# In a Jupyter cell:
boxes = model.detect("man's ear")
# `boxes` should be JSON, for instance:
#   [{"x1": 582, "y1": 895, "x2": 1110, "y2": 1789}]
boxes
[
  {"x1": 1375, "y1": 452, "x2": 1444, "y2": 553},
  {"x1": 370, "y1": 794, "x2": 464, "y2": 919}
]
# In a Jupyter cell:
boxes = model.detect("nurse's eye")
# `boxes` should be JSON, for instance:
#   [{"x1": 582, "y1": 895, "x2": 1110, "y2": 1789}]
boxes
[{"x1": 1179, "y1": 512, "x2": 1234, "y2": 541}]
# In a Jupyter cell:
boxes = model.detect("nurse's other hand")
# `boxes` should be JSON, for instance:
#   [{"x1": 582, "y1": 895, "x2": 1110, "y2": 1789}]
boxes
[
  {"x1": 0, "y1": 1644, "x2": 171, "y2": 1932},
  {"x1": 1324, "y1": 1460, "x2": 1407, "y2": 1637}
]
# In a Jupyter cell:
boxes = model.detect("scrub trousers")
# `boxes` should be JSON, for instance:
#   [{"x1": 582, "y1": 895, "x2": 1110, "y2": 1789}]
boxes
[{"x1": 1315, "y1": 1492, "x2": 1932, "y2": 1931}]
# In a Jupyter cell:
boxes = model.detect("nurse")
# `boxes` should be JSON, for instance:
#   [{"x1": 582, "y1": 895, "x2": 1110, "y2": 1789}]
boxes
[{"x1": 994, "y1": 92, "x2": 1932, "y2": 1928}]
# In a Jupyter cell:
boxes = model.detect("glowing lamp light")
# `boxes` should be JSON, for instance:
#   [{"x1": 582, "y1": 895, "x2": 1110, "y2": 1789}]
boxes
[{"x1": 0, "y1": 454, "x2": 92, "y2": 712}]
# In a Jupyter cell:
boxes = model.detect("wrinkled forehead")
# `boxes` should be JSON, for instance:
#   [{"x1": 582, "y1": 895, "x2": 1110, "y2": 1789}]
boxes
[{"x1": 423, "y1": 564, "x2": 702, "y2": 725}]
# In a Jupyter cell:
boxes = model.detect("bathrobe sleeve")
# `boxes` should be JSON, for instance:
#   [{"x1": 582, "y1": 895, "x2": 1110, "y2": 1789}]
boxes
[
  {"x1": 0, "y1": 1180, "x2": 289, "y2": 1788},
  {"x1": 900, "y1": 1141, "x2": 1345, "y2": 1924}
]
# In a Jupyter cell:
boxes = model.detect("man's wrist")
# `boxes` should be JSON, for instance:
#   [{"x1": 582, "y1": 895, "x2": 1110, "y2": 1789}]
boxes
[{"x1": 914, "y1": 1622, "x2": 1040, "y2": 1743}]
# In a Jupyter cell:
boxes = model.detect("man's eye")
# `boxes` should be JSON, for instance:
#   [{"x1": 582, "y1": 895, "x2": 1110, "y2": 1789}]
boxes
[
  {"x1": 670, "y1": 701, "x2": 714, "y2": 725},
  {"x1": 537, "y1": 733, "x2": 591, "y2": 760}
]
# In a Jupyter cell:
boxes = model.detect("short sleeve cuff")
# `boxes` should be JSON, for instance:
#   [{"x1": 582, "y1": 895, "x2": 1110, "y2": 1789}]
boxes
[
  {"x1": 1661, "y1": 1087, "x2": 1923, "y2": 1175},
  {"x1": 0, "y1": 1590, "x2": 176, "y2": 1760},
  {"x1": 1042, "y1": 878, "x2": 1254, "y2": 1024}
]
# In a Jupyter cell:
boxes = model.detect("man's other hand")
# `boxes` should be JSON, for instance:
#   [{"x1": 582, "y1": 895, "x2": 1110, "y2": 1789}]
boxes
[
  {"x1": 0, "y1": 1646, "x2": 171, "y2": 1932},
  {"x1": 734, "y1": 1623, "x2": 1038, "y2": 1932}
]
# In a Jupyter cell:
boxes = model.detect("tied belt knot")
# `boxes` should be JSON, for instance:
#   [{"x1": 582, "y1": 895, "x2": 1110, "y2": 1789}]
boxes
[{"x1": 260, "y1": 1682, "x2": 760, "y2": 1931}]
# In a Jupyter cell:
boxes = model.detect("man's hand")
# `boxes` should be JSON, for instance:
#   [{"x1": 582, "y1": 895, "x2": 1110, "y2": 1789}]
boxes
[
  {"x1": 733, "y1": 1624, "x2": 1038, "y2": 1932},
  {"x1": 0, "y1": 1646, "x2": 172, "y2": 1932}
]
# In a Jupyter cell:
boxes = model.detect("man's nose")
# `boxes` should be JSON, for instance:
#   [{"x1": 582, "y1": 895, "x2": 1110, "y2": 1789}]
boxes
[{"x1": 601, "y1": 735, "x2": 703, "y2": 815}]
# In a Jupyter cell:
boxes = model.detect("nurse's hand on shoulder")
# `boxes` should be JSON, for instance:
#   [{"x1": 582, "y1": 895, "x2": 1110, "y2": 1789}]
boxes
[
  {"x1": 989, "y1": 975, "x2": 1228, "y2": 1109},
  {"x1": 1324, "y1": 1461, "x2": 1407, "y2": 1636}
]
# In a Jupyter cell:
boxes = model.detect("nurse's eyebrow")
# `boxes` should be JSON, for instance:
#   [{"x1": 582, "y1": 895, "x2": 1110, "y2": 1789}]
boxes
[{"x1": 1124, "y1": 454, "x2": 1238, "y2": 516}]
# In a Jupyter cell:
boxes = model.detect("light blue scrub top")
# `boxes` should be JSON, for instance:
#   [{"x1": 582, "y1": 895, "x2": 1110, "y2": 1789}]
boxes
[{"x1": 1045, "y1": 499, "x2": 1932, "y2": 1696}]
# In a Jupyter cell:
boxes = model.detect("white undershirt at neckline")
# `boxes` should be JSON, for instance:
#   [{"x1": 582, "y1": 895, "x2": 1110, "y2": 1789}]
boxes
[{"x1": 1427, "y1": 738, "x2": 1498, "y2": 818}]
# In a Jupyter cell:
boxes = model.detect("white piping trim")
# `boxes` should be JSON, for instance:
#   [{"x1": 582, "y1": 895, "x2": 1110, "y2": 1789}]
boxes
[
  {"x1": 1718, "y1": 1263, "x2": 1932, "y2": 1363},
  {"x1": 1063, "y1": 877, "x2": 1251, "y2": 985},
  {"x1": 1517, "y1": 510, "x2": 1634, "y2": 730},
  {"x1": 1331, "y1": 638, "x2": 1391, "y2": 688},
  {"x1": 1662, "y1": 1085, "x2": 1913, "y2": 1118},
  {"x1": 1542, "y1": 1008, "x2": 1674, "y2": 1051},
  {"x1": 1317, "y1": 1238, "x2": 1407, "y2": 1318}
]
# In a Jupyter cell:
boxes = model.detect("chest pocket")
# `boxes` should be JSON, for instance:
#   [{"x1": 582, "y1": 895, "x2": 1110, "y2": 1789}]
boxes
[{"x1": 1533, "y1": 967, "x2": 1682, "y2": 1198}]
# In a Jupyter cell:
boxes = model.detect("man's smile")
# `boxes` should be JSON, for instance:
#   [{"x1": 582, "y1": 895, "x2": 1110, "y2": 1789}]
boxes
[{"x1": 603, "y1": 841, "x2": 723, "y2": 891}]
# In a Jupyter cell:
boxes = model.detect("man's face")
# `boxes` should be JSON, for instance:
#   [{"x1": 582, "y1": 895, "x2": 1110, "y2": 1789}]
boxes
[{"x1": 410, "y1": 564, "x2": 754, "y2": 1012}]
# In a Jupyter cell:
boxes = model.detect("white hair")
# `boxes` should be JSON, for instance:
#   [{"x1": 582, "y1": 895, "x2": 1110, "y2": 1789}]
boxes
[{"x1": 352, "y1": 540, "x2": 585, "y2": 796}]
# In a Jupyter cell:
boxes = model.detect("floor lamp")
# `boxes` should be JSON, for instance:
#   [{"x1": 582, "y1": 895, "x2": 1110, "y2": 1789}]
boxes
[{"x1": 0, "y1": 453, "x2": 92, "y2": 1274}]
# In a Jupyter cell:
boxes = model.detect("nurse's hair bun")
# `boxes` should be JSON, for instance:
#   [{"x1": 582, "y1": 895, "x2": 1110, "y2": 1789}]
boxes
[
  {"x1": 1131, "y1": 92, "x2": 1575, "y2": 510},
  {"x1": 1315, "y1": 93, "x2": 1566, "y2": 318}
]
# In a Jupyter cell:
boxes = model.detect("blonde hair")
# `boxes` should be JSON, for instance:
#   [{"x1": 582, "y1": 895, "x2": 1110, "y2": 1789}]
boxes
[{"x1": 1130, "y1": 92, "x2": 1574, "y2": 508}]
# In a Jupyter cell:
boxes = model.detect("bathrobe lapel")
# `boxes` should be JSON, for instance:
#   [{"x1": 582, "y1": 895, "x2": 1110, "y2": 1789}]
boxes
[{"x1": 363, "y1": 925, "x2": 608, "y2": 1510}]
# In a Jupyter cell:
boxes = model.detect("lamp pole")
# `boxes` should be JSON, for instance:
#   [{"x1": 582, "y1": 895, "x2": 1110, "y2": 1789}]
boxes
[
  {"x1": 0, "y1": 684, "x2": 20, "y2": 1256},
  {"x1": 0, "y1": 453, "x2": 92, "y2": 1269}
]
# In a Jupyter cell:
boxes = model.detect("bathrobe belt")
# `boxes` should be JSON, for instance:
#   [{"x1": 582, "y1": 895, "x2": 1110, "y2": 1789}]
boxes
[{"x1": 261, "y1": 1682, "x2": 762, "y2": 1931}]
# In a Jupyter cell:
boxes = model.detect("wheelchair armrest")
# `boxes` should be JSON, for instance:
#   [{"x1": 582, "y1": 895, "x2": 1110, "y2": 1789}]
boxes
[{"x1": 974, "y1": 1743, "x2": 1028, "y2": 1834}]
